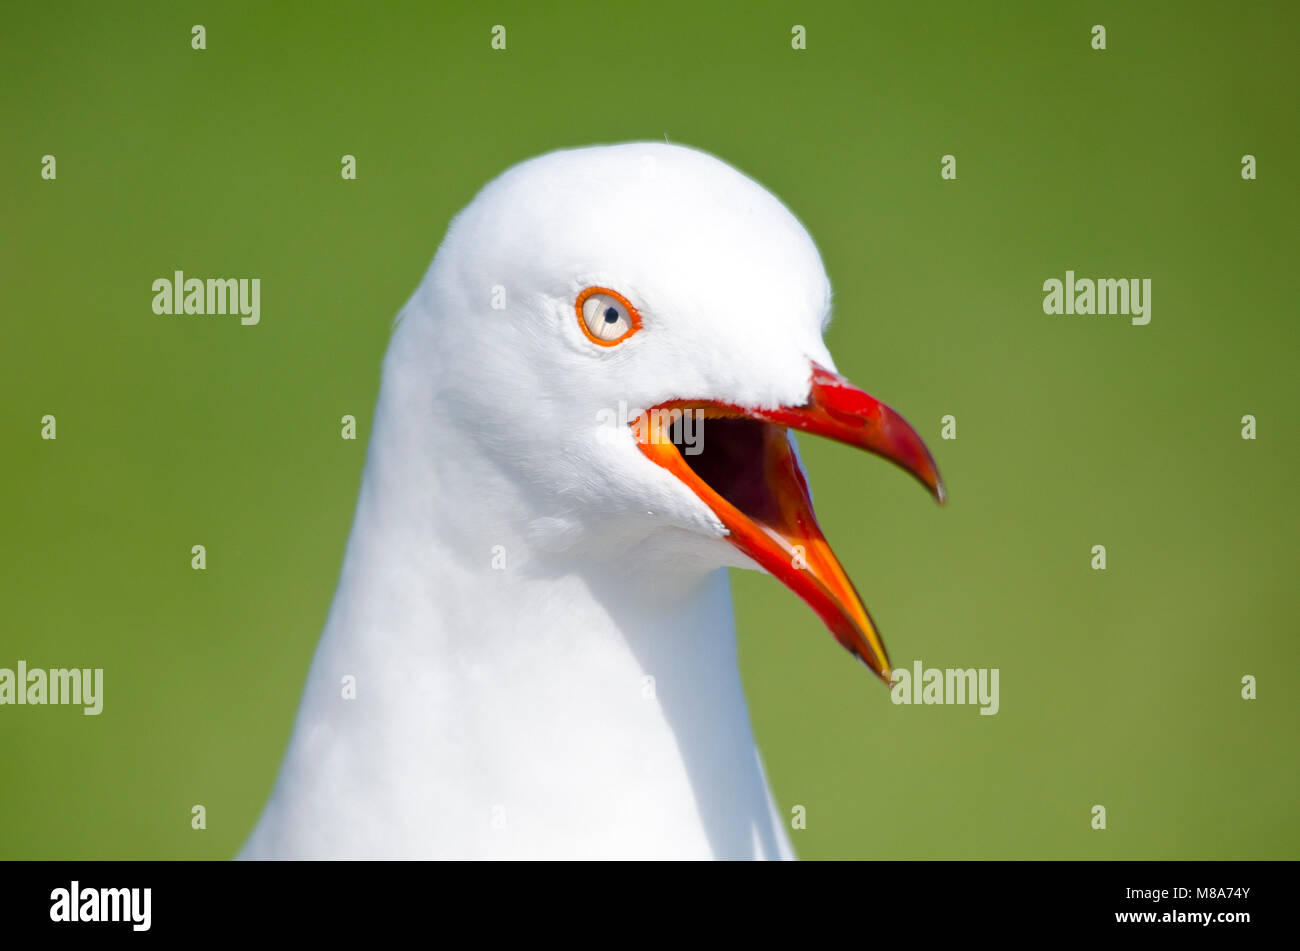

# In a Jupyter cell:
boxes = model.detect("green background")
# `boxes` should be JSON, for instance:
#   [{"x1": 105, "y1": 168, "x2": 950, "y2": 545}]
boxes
[{"x1": 2, "y1": 0, "x2": 1296, "y2": 859}]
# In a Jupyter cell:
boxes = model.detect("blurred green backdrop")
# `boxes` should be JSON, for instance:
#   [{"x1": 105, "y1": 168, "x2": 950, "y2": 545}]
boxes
[{"x1": 2, "y1": 0, "x2": 1297, "y2": 859}]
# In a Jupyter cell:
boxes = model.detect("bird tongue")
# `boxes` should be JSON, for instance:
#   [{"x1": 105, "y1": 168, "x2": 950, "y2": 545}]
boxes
[{"x1": 635, "y1": 363, "x2": 944, "y2": 684}]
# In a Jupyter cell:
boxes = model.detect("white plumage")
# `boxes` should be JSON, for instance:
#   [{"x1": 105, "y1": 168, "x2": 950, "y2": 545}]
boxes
[{"x1": 241, "y1": 143, "x2": 874, "y2": 860}]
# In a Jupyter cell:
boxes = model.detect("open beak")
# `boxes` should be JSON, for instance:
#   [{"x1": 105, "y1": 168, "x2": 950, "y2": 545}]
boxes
[{"x1": 635, "y1": 363, "x2": 944, "y2": 685}]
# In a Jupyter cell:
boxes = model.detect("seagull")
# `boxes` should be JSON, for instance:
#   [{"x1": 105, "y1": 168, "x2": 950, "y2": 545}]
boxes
[{"x1": 240, "y1": 143, "x2": 944, "y2": 860}]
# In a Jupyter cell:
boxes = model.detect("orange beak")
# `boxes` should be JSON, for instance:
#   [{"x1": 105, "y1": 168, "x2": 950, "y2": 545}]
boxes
[{"x1": 635, "y1": 363, "x2": 944, "y2": 684}]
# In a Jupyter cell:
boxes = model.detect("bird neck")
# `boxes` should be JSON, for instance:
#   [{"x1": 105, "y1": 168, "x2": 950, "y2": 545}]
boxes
[{"x1": 247, "y1": 385, "x2": 792, "y2": 858}]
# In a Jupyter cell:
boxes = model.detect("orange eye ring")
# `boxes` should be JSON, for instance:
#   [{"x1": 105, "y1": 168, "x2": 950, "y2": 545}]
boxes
[{"x1": 575, "y1": 286, "x2": 643, "y2": 347}]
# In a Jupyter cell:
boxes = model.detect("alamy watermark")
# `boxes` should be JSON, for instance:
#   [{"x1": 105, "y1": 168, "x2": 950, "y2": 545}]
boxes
[
  {"x1": 0, "y1": 661, "x2": 103, "y2": 715},
  {"x1": 596, "y1": 401, "x2": 705, "y2": 455},
  {"x1": 1042, "y1": 270, "x2": 1151, "y2": 325},
  {"x1": 50, "y1": 881, "x2": 150, "y2": 931},
  {"x1": 151, "y1": 270, "x2": 260, "y2": 325},
  {"x1": 890, "y1": 660, "x2": 999, "y2": 715}
]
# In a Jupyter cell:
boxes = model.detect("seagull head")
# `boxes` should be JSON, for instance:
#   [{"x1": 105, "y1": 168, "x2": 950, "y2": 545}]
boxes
[{"x1": 398, "y1": 143, "x2": 944, "y2": 683}]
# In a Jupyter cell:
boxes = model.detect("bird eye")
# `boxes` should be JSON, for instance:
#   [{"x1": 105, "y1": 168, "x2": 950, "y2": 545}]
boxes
[{"x1": 576, "y1": 287, "x2": 641, "y2": 346}]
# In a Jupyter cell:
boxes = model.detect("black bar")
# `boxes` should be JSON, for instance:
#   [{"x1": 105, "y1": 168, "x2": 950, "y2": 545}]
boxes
[{"x1": 0, "y1": 860, "x2": 1279, "y2": 938}]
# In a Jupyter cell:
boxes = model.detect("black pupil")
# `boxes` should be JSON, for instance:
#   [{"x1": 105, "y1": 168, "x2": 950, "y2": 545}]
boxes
[{"x1": 603, "y1": 307, "x2": 620, "y2": 324}]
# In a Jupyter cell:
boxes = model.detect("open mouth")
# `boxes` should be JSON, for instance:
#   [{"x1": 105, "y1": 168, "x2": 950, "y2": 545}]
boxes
[{"x1": 634, "y1": 363, "x2": 944, "y2": 684}]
